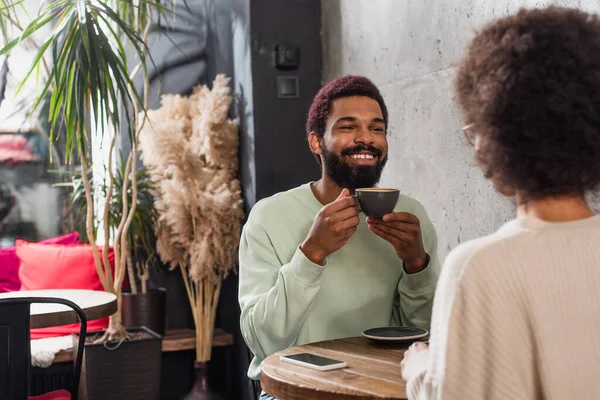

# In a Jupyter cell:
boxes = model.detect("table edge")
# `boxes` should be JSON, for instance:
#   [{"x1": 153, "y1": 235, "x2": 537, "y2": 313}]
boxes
[{"x1": 30, "y1": 296, "x2": 118, "y2": 329}]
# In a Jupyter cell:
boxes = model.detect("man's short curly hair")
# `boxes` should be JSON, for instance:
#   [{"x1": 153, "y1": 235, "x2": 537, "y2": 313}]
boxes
[
  {"x1": 306, "y1": 75, "x2": 388, "y2": 139},
  {"x1": 455, "y1": 6, "x2": 600, "y2": 200}
]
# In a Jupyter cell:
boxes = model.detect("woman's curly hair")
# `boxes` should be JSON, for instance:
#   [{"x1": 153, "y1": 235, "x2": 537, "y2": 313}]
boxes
[{"x1": 455, "y1": 6, "x2": 600, "y2": 200}]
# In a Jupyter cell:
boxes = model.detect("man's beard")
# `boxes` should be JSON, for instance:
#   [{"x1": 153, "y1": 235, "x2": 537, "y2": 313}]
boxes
[{"x1": 322, "y1": 144, "x2": 387, "y2": 189}]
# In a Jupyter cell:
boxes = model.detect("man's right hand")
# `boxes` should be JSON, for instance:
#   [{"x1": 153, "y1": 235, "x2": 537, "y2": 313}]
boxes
[{"x1": 300, "y1": 188, "x2": 360, "y2": 265}]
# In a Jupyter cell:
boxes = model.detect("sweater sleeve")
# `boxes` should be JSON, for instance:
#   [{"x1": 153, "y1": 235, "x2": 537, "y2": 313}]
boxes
[
  {"x1": 238, "y1": 222, "x2": 325, "y2": 363},
  {"x1": 397, "y1": 208, "x2": 440, "y2": 330},
  {"x1": 406, "y1": 241, "x2": 537, "y2": 400}
]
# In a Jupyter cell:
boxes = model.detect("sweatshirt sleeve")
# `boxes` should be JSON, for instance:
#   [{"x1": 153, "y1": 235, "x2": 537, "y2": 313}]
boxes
[
  {"x1": 397, "y1": 206, "x2": 440, "y2": 330},
  {"x1": 406, "y1": 242, "x2": 536, "y2": 400},
  {"x1": 238, "y1": 221, "x2": 325, "y2": 363}
]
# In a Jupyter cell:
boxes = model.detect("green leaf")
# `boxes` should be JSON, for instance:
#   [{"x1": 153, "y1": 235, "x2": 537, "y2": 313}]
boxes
[
  {"x1": 14, "y1": 35, "x2": 53, "y2": 96},
  {"x1": 0, "y1": 8, "x2": 58, "y2": 56}
]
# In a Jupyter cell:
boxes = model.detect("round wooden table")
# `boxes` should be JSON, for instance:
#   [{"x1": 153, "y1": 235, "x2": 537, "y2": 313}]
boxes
[
  {"x1": 261, "y1": 336, "x2": 409, "y2": 399},
  {"x1": 0, "y1": 289, "x2": 118, "y2": 328}
]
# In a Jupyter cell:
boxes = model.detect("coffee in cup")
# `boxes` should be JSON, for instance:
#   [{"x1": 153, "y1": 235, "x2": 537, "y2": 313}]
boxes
[{"x1": 354, "y1": 188, "x2": 400, "y2": 218}]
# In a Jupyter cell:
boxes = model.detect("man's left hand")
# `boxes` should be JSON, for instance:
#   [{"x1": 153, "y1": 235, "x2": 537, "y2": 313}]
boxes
[
  {"x1": 367, "y1": 212, "x2": 428, "y2": 274},
  {"x1": 401, "y1": 341, "x2": 429, "y2": 382}
]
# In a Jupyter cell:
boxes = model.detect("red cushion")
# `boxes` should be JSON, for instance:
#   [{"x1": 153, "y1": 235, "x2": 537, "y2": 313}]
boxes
[
  {"x1": 0, "y1": 249, "x2": 19, "y2": 292},
  {"x1": 16, "y1": 240, "x2": 114, "y2": 339},
  {"x1": 0, "y1": 232, "x2": 80, "y2": 293},
  {"x1": 29, "y1": 389, "x2": 71, "y2": 400}
]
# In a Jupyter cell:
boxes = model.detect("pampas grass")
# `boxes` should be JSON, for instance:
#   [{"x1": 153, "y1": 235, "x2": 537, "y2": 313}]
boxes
[{"x1": 139, "y1": 75, "x2": 244, "y2": 361}]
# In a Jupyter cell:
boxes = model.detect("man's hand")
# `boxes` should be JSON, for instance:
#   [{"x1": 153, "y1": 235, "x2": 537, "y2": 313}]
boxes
[
  {"x1": 367, "y1": 212, "x2": 428, "y2": 273},
  {"x1": 401, "y1": 341, "x2": 429, "y2": 382},
  {"x1": 301, "y1": 188, "x2": 360, "y2": 265}
]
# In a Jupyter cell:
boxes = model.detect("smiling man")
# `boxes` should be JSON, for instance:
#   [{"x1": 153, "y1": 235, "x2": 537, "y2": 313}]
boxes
[{"x1": 238, "y1": 75, "x2": 440, "y2": 398}]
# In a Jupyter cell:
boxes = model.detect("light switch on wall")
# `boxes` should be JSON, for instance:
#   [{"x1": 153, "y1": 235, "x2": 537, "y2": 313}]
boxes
[{"x1": 276, "y1": 76, "x2": 299, "y2": 99}]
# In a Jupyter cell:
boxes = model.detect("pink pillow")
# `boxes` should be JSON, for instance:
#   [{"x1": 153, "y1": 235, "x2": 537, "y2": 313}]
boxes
[
  {"x1": 0, "y1": 232, "x2": 79, "y2": 293},
  {"x1": 16, "y1": 240, "x2": 114, "y2": 339}
]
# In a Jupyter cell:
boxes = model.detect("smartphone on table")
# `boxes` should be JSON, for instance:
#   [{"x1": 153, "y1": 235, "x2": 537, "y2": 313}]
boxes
[{"x1": 280, "y1": 352, "x2": 347, "y2": 371}]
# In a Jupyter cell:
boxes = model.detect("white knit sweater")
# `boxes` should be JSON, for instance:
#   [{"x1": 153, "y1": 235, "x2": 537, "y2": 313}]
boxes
[{"x1": 406, "y1": 215, "x2": 600, "y2": 399}]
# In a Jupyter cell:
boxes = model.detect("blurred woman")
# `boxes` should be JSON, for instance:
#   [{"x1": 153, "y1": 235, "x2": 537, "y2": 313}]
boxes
[{"x1": 402, "y1": 6, "x2": 600, "y2": 399}]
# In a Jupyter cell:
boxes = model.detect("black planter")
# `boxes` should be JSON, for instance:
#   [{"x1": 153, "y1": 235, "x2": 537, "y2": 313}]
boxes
[
  {"x1": 122, "y1": 288, "x2": 166, "y2": 336},
  {"x1": 76, "y1": 327, "x2": 162, "y2": 400}
]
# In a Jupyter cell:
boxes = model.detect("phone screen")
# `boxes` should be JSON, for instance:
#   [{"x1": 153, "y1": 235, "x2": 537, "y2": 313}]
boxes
[{"x1": 282, "y1": 353, "x2": 343, "y2": 366}]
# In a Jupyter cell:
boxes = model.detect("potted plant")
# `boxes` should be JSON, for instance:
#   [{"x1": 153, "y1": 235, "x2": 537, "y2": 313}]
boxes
[
  {"x1": 110, "y1": 164, "x2": 166, "y2": 336},
  {"x1": 57, "y1": 162, "x2": 166, "y2": 336},
  {"x1": 139, "y1": 75, "x2": 244, "y2": 399},
  {"x1": 0, "y1": 0, "x2": 173, "y2": 398}
]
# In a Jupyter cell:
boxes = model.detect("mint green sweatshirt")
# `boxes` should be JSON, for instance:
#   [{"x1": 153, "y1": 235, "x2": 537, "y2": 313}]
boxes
[{"x1": 238, "y1": 183, "x2": 440, "y2": 380}]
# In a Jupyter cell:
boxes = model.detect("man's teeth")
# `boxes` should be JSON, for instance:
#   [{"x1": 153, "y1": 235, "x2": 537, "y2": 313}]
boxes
[{"x1": 350, "y1": 154, "x2": 375, "y2": 159}]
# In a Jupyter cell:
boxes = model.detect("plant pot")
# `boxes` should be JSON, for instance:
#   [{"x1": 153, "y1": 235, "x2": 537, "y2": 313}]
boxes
[
  {"x1": 75, "y1": 327, "x2": 162, "y2": 400},
  {"x1": 182, "y1": 361, "x2": 225, "y2": 400},
  {"x1": 122, "y1": 288, "x2": 166, "y2": 336}
]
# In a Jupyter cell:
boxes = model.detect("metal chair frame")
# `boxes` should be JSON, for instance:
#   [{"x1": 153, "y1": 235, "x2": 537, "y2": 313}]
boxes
[{"x1": 0, "y1": 297, "x2": 87, "y2": 400}]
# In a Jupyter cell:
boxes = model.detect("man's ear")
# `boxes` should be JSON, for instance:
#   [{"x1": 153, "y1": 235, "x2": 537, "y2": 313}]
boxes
[{"x1": 308, "y1": 131, "x2": 323, "y2": 156}]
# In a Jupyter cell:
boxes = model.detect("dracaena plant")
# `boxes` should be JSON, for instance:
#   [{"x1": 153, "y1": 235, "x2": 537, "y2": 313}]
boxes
[
  {"x1": 55, "y1": 160, "x2": 159, "y2": 295},
  {"x1": 0, "y1": 0, "x2": 174, "y2": 341}
]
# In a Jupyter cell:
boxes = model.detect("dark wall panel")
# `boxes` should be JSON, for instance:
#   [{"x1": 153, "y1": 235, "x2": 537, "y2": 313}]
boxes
[{"x1": 249, "y1": 0, "x2": 322, "y2": 202}]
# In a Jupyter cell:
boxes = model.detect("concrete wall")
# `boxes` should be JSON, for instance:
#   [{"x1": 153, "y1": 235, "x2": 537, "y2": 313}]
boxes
[
  {"x1": 322, "y1": 0, "x2": 600, "y2": 259},
  {"x1": 231, "y1": 0, "x2": 256, "y2": 209}
]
